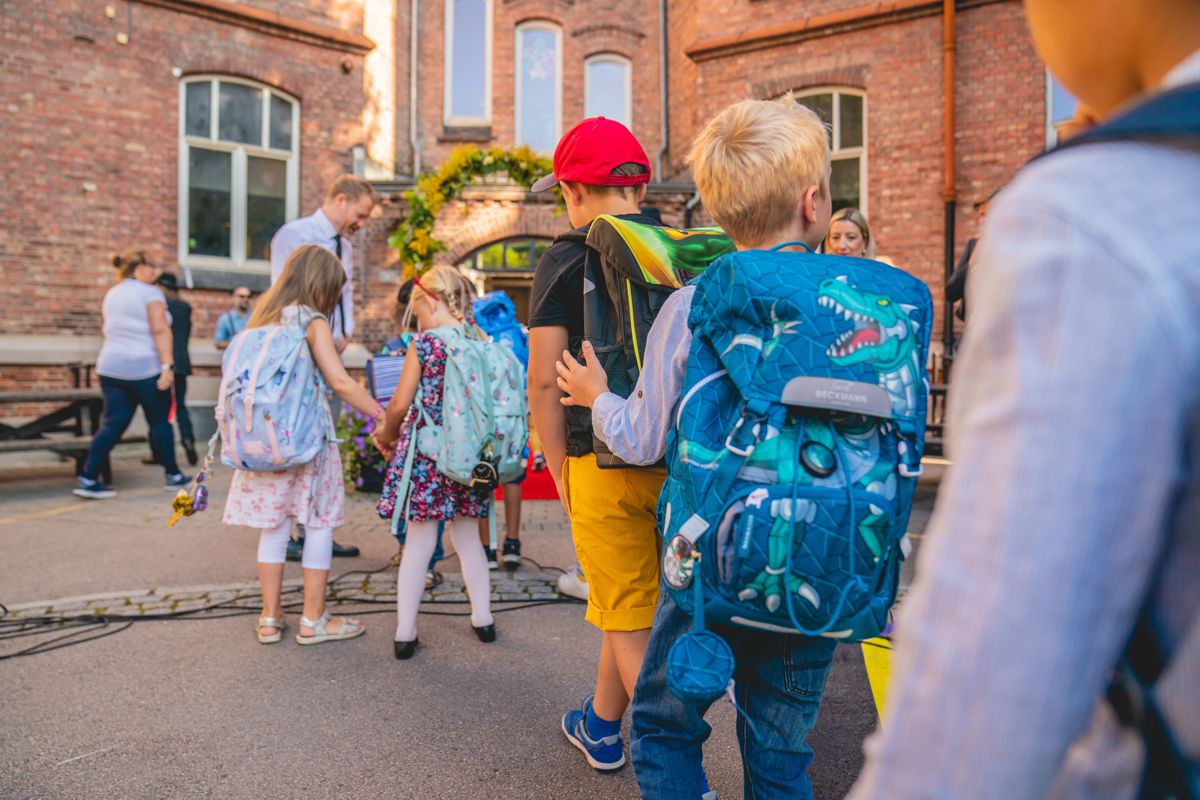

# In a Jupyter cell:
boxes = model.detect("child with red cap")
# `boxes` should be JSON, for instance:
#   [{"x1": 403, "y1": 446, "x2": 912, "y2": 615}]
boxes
[{"x1": 526, "y1": 117, "x2": 662, "y2": 773}]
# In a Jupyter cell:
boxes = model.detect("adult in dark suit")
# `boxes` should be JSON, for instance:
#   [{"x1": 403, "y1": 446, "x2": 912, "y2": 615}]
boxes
[{"x1": 146, "y1": 272, "x2": 197, "y2": 466}]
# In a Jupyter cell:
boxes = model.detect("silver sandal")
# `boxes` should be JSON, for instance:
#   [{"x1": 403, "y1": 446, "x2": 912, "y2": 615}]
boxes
[
  {"x1": 295, "y1": 610, "x2": 365, "y2": 646},
  {"x1": 257, "y1": 615, "x2": 286, "y2": 645}
]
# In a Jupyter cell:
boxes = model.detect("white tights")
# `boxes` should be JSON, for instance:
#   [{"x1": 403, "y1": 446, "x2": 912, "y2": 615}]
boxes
[
  {"x1": 395, "y1": 518, "x2": 493, "y2": 642},
  {"x1": 257, "y1": 519, "x2": 333, "y2": 571}
]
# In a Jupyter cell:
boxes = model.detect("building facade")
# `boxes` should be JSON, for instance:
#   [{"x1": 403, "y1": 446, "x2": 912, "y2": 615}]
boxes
[{"x1": 1, "y1": 0, "x2": 1055, "y2": 405}]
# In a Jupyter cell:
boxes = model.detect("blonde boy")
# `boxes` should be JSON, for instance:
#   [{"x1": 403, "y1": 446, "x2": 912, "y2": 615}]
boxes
[{"x1": 558, "y1": 97, "x2": 835, "y2": 799}]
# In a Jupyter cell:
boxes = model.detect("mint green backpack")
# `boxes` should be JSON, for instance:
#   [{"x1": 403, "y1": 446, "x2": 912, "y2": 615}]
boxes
[{"x1": 388, "y1": 324, "x2": 528, "y2": 543}]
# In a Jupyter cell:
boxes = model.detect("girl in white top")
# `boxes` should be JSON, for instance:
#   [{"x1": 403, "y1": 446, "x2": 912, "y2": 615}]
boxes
[
  {"x1": 75, "y1": 250, "x2": 188, "y2": 499},
  {"x1": 221, "y1": 245, "x2": 385, "y2": 646}
]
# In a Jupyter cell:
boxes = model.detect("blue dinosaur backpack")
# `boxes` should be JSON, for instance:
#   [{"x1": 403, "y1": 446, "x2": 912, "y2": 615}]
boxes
[
  {"x1": 216, "y1": 305, "x2": 334, "y2": 471},
  {"x1": 658, "y1": 242, "x2": 933, "y2": 704},
  {"x1": 473, "y1": 291, "x2": 529, "y2": 371}
]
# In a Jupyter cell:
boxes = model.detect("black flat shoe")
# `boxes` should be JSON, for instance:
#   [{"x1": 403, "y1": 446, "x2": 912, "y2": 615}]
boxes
[
  {"x1": 331, "y1": 540, "x2": 361, "y2": 558},
  {"x1": 394, "y1": 638, "x2": 419, "y2": 660},
  {"x1": 472, "y1": 624, "x2": 496, "y2": 643},
  {"x1": 183, "y1": 442, "x2": 198, "y2": 466}
]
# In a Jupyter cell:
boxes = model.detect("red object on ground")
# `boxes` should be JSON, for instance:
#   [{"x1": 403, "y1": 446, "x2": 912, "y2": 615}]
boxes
[{"x1": 496, "y1": 460, "x2": 559, "y2": 500}]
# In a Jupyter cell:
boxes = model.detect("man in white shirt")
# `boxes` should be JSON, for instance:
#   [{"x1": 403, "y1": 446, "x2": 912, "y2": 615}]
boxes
[
  {"x1": 270, "y1": 174, "x2": 377, "y2": 560},
  {"x1": 270, "y1": 174, "x2": 377, "y2": 354},
  {"x1": 848, "y1": 1, "x2": 1200, "y2": 797}
]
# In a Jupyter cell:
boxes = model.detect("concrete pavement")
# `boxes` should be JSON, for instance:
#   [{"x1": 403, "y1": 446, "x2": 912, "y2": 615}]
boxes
[{"x1": 0, "y1": 450, "x2": 934, "y2": 799}]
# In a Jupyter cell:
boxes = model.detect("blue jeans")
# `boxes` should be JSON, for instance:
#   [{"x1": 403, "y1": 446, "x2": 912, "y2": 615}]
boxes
[
  {"x1": 631, "y1": 589, "x2": 837, "y2": 800},
  {"x1": 84, "y1": 375, "x2": 179, "y2": 479}
]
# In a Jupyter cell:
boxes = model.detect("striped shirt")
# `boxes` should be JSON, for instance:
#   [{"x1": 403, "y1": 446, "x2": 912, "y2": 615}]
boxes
[{"x1": 849, "y1": 53, "x2": 1200, "y2": 799}]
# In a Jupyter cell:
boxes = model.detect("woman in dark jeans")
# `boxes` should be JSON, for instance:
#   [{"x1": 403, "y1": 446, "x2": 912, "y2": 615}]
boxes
[{"x1": 74, "y1": 250, "x2": 191, "y2": 499}]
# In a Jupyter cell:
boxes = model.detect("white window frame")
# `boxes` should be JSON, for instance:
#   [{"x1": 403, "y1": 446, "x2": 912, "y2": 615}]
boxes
[
  {"x1": 443, "y1": 0, "x2": 493, "y2": 127},
  {"x1": 584, "y1": 53, "x2": 632, "y2": 128},
  {"x1": 1045, "y1": 69, "x2": 1079, "y2": 148},
  {"x1": 795, "y1": 87, "x2": 868, "y2": 215},
  {"x1": 177, "y1": 76, "x2": 300, "y2": 272},
  {"x1": 514, "y1": 20, "x2": 563, "y2": 152}
]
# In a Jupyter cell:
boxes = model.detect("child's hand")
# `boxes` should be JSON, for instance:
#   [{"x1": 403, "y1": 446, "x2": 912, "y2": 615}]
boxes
[
  {"x1": 556, "y1": 341, "x2": 608, "y2": 408},
  {"x1": 372, "y1": 430, "x2": 397, "y2": 460}
]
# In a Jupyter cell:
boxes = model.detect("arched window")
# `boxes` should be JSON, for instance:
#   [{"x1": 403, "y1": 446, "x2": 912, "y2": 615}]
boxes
[
  {"x1": 456, "y1": 237, "x2": 552, "y2": 272},
  {"x1": 585, "y1": 54, "x2": 632, "y2": 128},
  {"x1": 457, "y1": 236, "x2": 552, "y2": 324},
  {"x1": 178, "y1": 76, "x2": 299, "y2": 269},
  {"x1": 795, "y1": 88, "x2": 866, "y2": 213},
  {"x1": 444, "y1": 0, "x2": 492, "y2": 126},
  {"x1": 515, "y1": 21, "x2": 562, "y2": 153}
]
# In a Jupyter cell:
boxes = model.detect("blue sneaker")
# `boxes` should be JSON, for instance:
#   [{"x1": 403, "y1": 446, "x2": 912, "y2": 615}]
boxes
[
  {"x1": 164, "y1": 473, "x2": 192, "y2": 490},
  {"x1": 73, "y1": 476, "x2": 116, "y2": 499},
  {"x1": 561, "y1": 696, "x2": 625, "y2": 772}
]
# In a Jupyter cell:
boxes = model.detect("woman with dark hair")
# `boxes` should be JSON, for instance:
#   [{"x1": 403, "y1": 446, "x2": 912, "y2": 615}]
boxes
[{"x1": 74, "y1": 250, "x2": 191, "y2": 499}]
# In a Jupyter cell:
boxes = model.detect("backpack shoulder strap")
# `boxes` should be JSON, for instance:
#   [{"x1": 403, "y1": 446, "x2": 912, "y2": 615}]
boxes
[{"x1": 1046, "y1": 81, "x2": 1200, "y2": 159}]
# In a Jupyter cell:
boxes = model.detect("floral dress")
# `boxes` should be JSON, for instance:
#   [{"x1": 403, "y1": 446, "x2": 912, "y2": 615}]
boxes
[
  {"x1": 377, "y1": 330, "x2": 491, "y2": 523},
  {"x1": 223, "y1": 307, "x2": 345, "y2": 529}
]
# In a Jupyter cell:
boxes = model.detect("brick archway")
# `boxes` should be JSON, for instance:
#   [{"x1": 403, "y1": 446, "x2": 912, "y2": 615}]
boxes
[{"x1": 434, "y1": 197, "x2": 568, "y2": 266}]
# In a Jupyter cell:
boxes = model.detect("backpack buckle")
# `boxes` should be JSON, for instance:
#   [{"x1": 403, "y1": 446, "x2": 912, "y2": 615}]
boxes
[{"x1": 725, "y1": 414, "x2": 763, "y2": 458}]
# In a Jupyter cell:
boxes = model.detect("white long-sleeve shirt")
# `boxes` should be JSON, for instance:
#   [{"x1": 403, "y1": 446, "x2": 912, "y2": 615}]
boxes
[
  {"x1": 849, "y1": 52, "x2": 1200, "y2": 799},
  {"x1": 591, "y1": 284, "x2": 695, "y2": 465},
  {"x1": 269, "y1": 208, "x2": 355, "y2": 345}
]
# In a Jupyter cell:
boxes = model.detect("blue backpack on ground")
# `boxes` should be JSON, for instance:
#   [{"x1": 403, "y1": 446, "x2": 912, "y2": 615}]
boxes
[
  {"x1": 658, "y1": 243, "x2": 933, "y2": 704},
  {"x1": 216, "y1": 306, "x2": 334, "y2": 471},
  {"x1": 473, "y1": 291, "x2": 529, "y2": 371}
]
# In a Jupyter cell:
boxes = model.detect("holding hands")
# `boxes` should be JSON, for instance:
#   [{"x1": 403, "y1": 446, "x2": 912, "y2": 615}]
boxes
[{"x1": 556, "y1": 341, "x2": 608, "y2": 409}]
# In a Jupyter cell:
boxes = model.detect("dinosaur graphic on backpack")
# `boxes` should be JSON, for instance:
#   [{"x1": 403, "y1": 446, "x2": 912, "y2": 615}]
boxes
[{"x1": 657, "y1": 243, "x2": 933, "y2": 705}]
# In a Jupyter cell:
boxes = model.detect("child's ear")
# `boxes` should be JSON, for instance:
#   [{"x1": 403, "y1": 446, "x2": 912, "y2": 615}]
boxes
[
  {"x1": 802, "y1": 185, "x2": 821, "y2": 226},
  {"x1": 560, "y1": 181, "x2": 584, "y2": 207}
]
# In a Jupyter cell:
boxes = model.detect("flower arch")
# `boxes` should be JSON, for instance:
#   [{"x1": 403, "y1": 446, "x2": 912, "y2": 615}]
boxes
[{"x1": 388, "y1": 145, "x2": 558, "y2": 276}]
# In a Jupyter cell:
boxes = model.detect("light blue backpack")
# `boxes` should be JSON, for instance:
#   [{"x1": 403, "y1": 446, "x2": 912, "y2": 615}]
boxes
[
  {"x1": 216, "y1": 306, "x2": 334, "y2": 471},
  {"x1": 658, "y1": 243, "x2": 933, "y2": 704}
]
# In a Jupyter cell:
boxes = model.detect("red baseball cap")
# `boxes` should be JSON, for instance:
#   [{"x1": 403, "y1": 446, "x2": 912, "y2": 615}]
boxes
[{"x1": 530, "y1": 117, "x2": 651, "y2": 192}]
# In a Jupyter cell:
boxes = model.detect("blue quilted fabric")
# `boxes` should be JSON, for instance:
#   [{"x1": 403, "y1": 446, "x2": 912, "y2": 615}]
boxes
[{"x1": 659, "y1": 245, "x2": 933, "y2": 642}]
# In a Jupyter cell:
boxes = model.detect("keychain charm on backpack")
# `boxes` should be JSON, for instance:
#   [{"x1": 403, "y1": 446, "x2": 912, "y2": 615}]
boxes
[{"x1": 166, "y1": 432, "x2": 218, "y2": 528}]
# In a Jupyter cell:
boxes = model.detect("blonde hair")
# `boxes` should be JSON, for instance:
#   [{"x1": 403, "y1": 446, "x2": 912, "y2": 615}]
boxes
[
  {"x1": 326, "y1": 174, "x2": 378, "y2": 203},
  {"x1": 248, "y1": 245, "x2": 345, "y2": 329},
  {"x1": 112, "y1": 249, "x2": 153, "y2": 280},
  {"x1": 400, "y1": 265, "x2": 477, "y2": 330},
  {"x1": 825, "y1": 207, "x2": 876, "y2": 259},
  {"x1": 688, "y1": 95, "x2": 830, "y2": 247}
]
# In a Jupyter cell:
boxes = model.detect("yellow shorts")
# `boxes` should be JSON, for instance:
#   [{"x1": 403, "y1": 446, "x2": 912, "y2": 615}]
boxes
[{"x1": 562, "y1": 454, "x2": 666, "y2": 631}]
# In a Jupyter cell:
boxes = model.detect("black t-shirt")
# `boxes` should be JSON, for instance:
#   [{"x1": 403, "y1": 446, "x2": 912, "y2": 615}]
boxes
[{"x1": 529, "y1": 212, "x2": 660, "y2": 456}]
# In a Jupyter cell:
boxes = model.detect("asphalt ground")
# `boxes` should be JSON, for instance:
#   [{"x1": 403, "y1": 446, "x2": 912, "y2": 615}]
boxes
[{"x1": 0, "y1": 449, "x2": 939, "y2": 799}]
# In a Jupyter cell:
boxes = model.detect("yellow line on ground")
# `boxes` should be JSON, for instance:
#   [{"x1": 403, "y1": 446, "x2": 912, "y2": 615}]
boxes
[
  {"x1": 0, "y1": 488, "x2": 163, "y2": 527},
  {"x1": 862, "y1": 637, "x2": 893, "y2": 721}
]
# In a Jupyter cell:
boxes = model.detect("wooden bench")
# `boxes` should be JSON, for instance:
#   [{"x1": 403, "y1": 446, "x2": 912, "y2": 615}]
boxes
[{"x1": 0, "y1": 389, "x2": 144, "y2": 482}]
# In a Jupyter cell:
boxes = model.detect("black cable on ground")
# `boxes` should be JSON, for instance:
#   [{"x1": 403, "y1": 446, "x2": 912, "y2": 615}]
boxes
[{"x1": 0, "y1": 568, "x2": 585, "y2": 661}]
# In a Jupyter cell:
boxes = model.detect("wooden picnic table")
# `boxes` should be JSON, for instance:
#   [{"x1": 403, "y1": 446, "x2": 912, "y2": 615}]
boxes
[{"x1": 0, "y1": 388, "x2": 140, "y2": 482}]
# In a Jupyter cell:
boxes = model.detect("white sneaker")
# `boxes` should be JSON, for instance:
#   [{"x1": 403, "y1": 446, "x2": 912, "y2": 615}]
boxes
[{"x1": 556, "y1": 566, "x2": 589, "y2": 601}]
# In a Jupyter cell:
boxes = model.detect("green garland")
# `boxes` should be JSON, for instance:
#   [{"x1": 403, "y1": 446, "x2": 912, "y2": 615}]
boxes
[{"x1": 388, "y1": 145, "x2": 557, "y2": 275}]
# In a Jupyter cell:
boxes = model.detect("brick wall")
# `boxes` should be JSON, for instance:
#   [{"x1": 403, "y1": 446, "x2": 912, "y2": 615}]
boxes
[
  {"x1": 667, "y1": 0, "x2": 1045, "y2": 339},
  {"x1": 0, "y1": 0, "x2": 371, "y2": 338},
  {"x1": 411, "y1": 0, "x2": 664, "y2": 175}
]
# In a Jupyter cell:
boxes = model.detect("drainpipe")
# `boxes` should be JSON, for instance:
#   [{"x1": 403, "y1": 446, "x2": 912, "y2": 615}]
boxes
[
  {"x1": 655, "y1": 0, "x2": 669, "y2": 180},
  {"x1": 684, "y1": 190, "x2": 701, "y2": 228},
  {"x1": 409, "y1": 0, "x2": 421, "y2": 177},
  {"x1": 941, "y1": 0, "x2": 957, "y2": 361}
]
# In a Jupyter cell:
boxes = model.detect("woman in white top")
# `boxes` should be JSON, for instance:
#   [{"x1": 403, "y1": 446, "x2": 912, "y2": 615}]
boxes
[{"x1": 74, "y1": 250, "x2": 191, "y2": 499}]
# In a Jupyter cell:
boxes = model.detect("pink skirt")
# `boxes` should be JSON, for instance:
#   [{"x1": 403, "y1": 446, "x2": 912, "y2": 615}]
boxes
[{"x1": 222, "y1": 442, "x2": 346, "y2": 529}]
